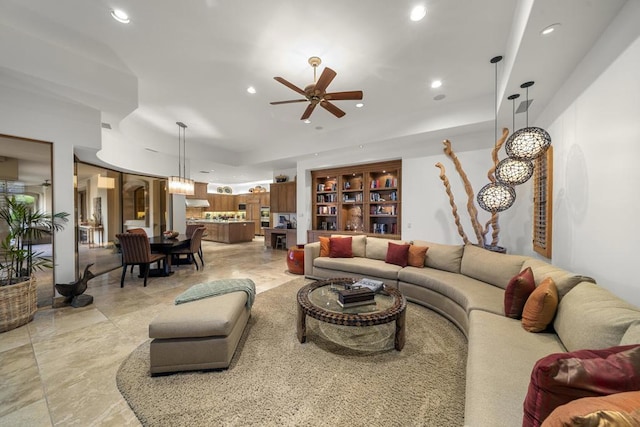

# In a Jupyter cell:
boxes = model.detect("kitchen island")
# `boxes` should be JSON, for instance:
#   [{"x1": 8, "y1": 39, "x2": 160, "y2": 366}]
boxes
[{"x1": 187, "y1": 220, "x2": 255, "y2": 244}]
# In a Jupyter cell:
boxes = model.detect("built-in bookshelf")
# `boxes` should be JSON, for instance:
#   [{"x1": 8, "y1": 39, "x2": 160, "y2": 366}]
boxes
[{"x1": 310, "y1": 160, "x2": 401, "y2": 241}]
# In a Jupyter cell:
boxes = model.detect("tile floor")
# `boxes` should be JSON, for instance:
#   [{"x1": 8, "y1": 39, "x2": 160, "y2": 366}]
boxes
[{"x1": 0, "y1": 238, "x2": 299, "y2": 426}]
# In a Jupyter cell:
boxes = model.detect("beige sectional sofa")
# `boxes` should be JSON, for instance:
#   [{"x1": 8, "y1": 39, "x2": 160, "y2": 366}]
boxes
[{"x1": 304, "y1": 236, "x2": 640, "y2": 426}]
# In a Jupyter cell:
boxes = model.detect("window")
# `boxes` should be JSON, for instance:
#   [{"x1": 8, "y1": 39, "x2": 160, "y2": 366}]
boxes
[{"x1": 533, "y1": 146, "x2": 552, "y2": 258}]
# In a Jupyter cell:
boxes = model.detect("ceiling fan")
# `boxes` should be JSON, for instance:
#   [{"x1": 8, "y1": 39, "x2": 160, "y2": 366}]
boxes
[
  {"x1": 270, "y1": 57, "x2": 363, "y2": 120},
  {"x1": 41, "y1": 179, "x2": 51, "y2": 188}
]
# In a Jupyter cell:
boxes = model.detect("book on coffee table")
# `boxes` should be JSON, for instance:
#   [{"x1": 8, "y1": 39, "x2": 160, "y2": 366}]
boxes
[
  {"x1": 337, "y1": 299, "x2": 377, "y2": 308},
  {"x1": 351, "y1": 278, "x2": 384, "y2": 293}
]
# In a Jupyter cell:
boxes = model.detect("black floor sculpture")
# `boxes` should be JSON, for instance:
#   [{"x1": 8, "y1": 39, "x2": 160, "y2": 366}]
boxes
[{"x1": 55, "y1": 263, "x2": 95, "y2": 307}]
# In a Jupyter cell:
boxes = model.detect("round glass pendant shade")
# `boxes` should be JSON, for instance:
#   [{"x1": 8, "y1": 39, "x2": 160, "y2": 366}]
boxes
[
  {"x1": 477, "y1": 182, "x2": 516, "y2": 212},
  {"x1": 495, "y1": 158, "x2": 534, "y2": 186},
  {"x1": 505, "y1": 126, "x2": 551, "y2": 160}
]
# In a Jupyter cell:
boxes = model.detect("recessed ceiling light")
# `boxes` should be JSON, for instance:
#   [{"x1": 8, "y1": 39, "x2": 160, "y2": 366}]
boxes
[
  {"x1": 111, "y1": 9, "x2": 130, "y2": 24},
  {"x1": 431, "y1": 80, "x2": 442, "y2": 89},
  {"x1": 359, "y1": 145, "x2": 364, "y2": 149},
  {"x1": 247, "y1": 86, "x2": 256, "y2": 94},
  {"x1": 355, "y1": 103, "x2": 364, "y2": 108},
  {"x1": 304, "y1": 119, "x2": 311, "y2": 124},
  {"x1": 541, "y1": 23, "x2": 561, "y2": 36},
  {"x1": 410, "y1": 5, "x2": 427, "y2": 22}
]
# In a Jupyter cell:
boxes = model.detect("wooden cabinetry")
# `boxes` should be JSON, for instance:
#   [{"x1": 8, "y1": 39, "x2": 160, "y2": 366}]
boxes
[
  {"x1": 186, "y1": 182, "x2": 208, "y2": 199},
  {"x1": 270, "y1": 181, "x2": 296, "y2": 213},
  {"x1": 207, "y1": 194, "x2": 235, "y2": 211},
  {"x1": 311, "y1": 160, "x2": 401, "y2": 239}
]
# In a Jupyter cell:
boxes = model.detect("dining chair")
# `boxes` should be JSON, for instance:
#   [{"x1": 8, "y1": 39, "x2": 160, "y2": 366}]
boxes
[
  {"x1": 126, "y1": 228, "x2": 148, "y2": 273},
  {"x1": 116, "y1": 233, "x2": 166, "y2": 287},
  {"x1": 170, "y1": 226, "x2": 205, "y2": 270},
  {"x1": 185, "y1": 224, "x2": 205, "y2": 265}
]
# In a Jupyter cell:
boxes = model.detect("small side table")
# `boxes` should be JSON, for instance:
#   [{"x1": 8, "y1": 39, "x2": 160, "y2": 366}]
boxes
[{"x1": 287, "y1": 244, "x2": 305, "y2": 275}]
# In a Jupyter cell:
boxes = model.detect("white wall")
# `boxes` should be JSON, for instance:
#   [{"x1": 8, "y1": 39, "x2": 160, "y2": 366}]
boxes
[{"x1": 0, "y1": 84, "x2": 101, "y2": 284}]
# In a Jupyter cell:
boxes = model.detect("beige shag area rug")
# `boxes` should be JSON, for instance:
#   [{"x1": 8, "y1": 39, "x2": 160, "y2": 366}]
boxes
[{"x1": 117, "y1": 278, "x2": 467, "y2": 426}]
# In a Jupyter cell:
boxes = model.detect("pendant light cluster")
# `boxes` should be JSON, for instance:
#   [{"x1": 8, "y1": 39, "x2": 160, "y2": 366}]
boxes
[
  {"x1": 168, "y1": 121, "x2": 195, "y2": 196},
  {"x1": 477, "y1": 58, "x2": 552, "y2": 213},
  {"x1": 477, "y1": 56, "x2": 516, "y2": 213}
]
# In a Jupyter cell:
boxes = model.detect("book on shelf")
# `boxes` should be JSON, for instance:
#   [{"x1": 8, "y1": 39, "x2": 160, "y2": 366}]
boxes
[
  {"x1": 351, "y1": 278, "x2": 384, "y2": 293},
  {"x1": 338, "y1": 299, "x2": 377, "y2": 308}
]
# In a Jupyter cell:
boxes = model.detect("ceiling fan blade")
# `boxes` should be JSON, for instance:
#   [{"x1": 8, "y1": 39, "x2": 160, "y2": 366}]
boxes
[
  {"x1": 270, "y1": 99, "x2": 308, "y2": 105},
  {"x1": 300, "y1": 103, "x2": 317, "y2": 120},
  {"x1": 314, "y1": 67, "x2": 337, "y2": 93},
  {"x1": 324, "y1": 91, "x2": 363, "y2": 101},
  {"x1": 274, "y1": 77, "x2": 307, "y2": 96},
  {"x1": 320, "y1": 100, "x2": 345, "y2": 118}
]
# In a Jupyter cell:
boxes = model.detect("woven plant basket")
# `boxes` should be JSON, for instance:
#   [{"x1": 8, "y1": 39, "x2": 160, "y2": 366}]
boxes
[{"x1": 0, "y1": 277, "x2": 37, "y2": 333}]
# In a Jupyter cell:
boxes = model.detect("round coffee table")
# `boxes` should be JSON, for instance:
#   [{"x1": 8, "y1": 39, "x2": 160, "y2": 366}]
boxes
[{"x1": 296, "y1": 278, "x2": 407, "y2": 351}]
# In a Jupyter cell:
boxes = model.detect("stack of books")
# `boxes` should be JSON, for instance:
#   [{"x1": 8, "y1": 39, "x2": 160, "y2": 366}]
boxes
[{"x1": 337, "y1": 287, "x2": 375, "y2": 308}]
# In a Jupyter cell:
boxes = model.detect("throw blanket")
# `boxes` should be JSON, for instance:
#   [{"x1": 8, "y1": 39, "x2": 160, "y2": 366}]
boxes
[{"x1": 174, "y1": 278, "x2": 256, "y2": 308}]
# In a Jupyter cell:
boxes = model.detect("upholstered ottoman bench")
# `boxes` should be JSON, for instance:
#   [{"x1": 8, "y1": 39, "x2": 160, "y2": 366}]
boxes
[{"x1": 148, "y1": 278, "x2": 255, "y2": 375}]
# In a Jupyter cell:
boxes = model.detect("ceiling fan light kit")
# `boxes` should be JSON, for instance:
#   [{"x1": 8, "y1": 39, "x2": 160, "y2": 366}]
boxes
[{"x1": 271, "y1": 57, "x2": 363, "y2": 120}]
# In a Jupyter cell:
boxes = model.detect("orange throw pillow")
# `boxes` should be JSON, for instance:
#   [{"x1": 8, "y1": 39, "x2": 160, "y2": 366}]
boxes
[
  {"x1": 408, "y1": 245, "x2": 428, "y2": 268},
  {"x1": 319, "y1": 236, "x2": 330, "y2": 257},
  {"x1": 522, "y1": 277, "x2": 559, "y2": 332}
]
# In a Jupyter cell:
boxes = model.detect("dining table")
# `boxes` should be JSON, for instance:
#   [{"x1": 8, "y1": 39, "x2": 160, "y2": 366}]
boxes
[{"x1": 147, "y1": 234, "x2": 191, "y2": 276}]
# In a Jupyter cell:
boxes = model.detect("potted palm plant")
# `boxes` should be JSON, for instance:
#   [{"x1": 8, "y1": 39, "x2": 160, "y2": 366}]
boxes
[{"x1": 0, "y1": 196, "x2": 69, "y2": 332}]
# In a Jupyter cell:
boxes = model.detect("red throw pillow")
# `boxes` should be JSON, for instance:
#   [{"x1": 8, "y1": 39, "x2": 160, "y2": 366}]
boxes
[
  {"x1": 319, "y1": 236, "x2": 330, "y2": 257},
  {"x1": 523, "y1": 344, "x2": 640, "y2": 427},
  {"x1": 329, "y1": 237, "x2": 353, "y2": 258},
  {"x1": 504, "y1": 267, "x2": 536, "y2": 319},
  {"x1": 408, "y1": 245, "x2": 428, "y2": 268},
  {"x1": 385, "y1": 242, "x2": 410, "y2": 267}
]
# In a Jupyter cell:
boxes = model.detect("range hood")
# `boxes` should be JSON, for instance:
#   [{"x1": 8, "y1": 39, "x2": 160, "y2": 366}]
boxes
[{"x1": 185, "y1": 199, "x2": 210, "y2": 208}]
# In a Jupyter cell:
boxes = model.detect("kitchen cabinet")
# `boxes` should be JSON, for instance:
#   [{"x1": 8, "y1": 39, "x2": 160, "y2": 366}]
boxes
[
  {"x1": 270, "y1": 182, "x2": 296, "y2": 213},
  {"x1": 190, "y1": 221, "x2": 255, "y2": 243},
  {"x1": 187, "y1": 182, "x2": 208, "y2": 199},
  {"x1": 207, "y1": 194, "x2": 235, "y2": 211}
]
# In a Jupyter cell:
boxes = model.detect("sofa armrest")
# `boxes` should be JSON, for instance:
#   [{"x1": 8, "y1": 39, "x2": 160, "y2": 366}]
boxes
[{"x1": 304, "y1": 242, "x2": 320, "y2": 277}]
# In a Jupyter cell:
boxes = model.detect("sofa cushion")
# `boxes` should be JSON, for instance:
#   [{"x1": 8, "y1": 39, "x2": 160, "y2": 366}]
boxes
[
  {"x1": 398, "y1": 267, "x2": 505, "y2": 315},
  {"x1": 385, "y1": 242, "x2": 410, "y2": 267},
  {"x1": 522, "y1": 277, "x2": 559, "y2": 333},
  {"x1": 465, "y1": 310, "x2": 566, "y2": 427},
  {"x1": 554, "y1": 282, "x2": 640, "y2": 352},
  {"x1": 620, "y1": 321, "x2": 640, "y2": 346},
  {"x1": 504, "y1": 267, "x2": 536, "y2": 319},
  {"x1": 331, "y1": 234, "x2": 366, "y2": 257},
  {"x1": 523, "y1": 345, "x2": 640, "y2": 427},
  {"x1": 460, "y1": 244, "x2": 527, "y2": 290},
  {"x1": 314, "y1": 256, "x2": 402, "y2": 280},
  {"x1": 412, "y1": 240, "x2": 464, "y2": 273},
  {"x1": 329, "y1": 236, "x2": 352, "y2": 258},
  {"x1": 365, "y1": 237, "x2": 393, "y2": 261},
  {"x1": 319, "y1": 236, "x2": 330, "y2": 257},
  {"x1": 521, "y1": 258, "x2": 595, "y2": 299},
  {"x1": 541, "y1": 391, "x2": 640, "y2": 427},
  {"x1": 407, "y1": 244, "x2": 428, "y2": 268}
]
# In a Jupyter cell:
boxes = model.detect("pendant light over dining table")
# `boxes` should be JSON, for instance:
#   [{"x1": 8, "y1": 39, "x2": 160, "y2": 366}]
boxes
[{"x1": 168, "y1": 121, "x2": 195, "y2": 196}]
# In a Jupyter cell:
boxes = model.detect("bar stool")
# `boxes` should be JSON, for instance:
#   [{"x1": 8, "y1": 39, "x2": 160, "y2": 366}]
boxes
[{"x1": 275, "y1": 234, "x2": 287, "y2": 250}]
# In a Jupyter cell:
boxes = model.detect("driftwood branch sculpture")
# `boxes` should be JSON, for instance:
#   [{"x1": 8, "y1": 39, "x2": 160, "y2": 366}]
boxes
[
  {"x1": 435, "y1": 162, "x2": 469, "y2": 244},
  {"x1": 441, "y1": 139, "x2": 484, "y2": 245},
  {"x1": 435, "y1": 128, "x2": 511, "y2": 248},
  {"x1": 487, "y1": 128, "x2": 510, "y2": 245}
]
